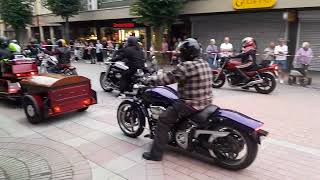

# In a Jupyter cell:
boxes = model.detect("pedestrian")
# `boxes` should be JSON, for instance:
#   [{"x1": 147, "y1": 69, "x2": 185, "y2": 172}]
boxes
[
  {"x1": 161, "y1": 37, "x2": 169, "y2": 64},
  {"x1": 274, "y1": 38, "x2": 288, "y2": 83},
  {"x1": 293, "y1": 42, "x2": 313, "y2": 76},
  {"x1": 220, "y1": 37, "x2": 233, "y2": 58},
  {"x1": 46, "y1": 39, "x2": 53, "y2": 52},
  {"x1": 175, "y1": 37, "x2": 183, "y2": 49},
  {"x1": 96, "y1": 40, "x2": 104, "y2": 64},
  {"x1": 88, "y1": 42, "x2": 96, "y2": 64},
  {"x1": 206, "y1": 39, "x2": 219, "y2": 68},
  {"x1": 263, "y1": 42, "x2": 276, "y2": 63},
  {"x1": 74, "y1": 40, "x2": 81, "y2": 61}
]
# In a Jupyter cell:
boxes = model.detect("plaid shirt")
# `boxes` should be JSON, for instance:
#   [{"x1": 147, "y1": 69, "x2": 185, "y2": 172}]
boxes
[{"x1": 151, "y1": 59, "x2": 213, "y2": 110}]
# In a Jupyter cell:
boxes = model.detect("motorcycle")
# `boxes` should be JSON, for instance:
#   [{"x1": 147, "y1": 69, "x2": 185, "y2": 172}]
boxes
[
  {"x1": 117, "y1": 85, "x2": 268, "y2": 170},
  {"x1": 39, "y1": 53, "x2": 78, "y2": 76},
  {"x1": 100, "y1": 56, "x2": 156, "y2": 93},
  {"x1": 212, "y1": 57, "x2": 278, "y2": 94}
]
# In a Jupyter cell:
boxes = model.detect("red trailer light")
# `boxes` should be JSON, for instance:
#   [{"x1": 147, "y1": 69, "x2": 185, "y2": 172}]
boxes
[
  {"x1": 82, "y1": 98, "x2": 92, "y2": 106},
  {"x1": 16, "y1": 73, "x2": 21, "y2": 77},
  {"x1": 30, "y1": 72, "x2": 36, "y2": 75},
  {"x1": 8, "y1": 87, "x2": 18, "y2": 94},
  {"x1": 53, "y1": 106, "x2": 62, "y2": 113}
]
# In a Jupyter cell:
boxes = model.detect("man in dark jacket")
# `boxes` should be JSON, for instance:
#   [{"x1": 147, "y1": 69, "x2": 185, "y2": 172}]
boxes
[
  {"x1": 48, "y1": 39, "x2": 71, "y2": 73},
  {"x1": 111, "y1": 36, "x2": 145, "y2": 97}
]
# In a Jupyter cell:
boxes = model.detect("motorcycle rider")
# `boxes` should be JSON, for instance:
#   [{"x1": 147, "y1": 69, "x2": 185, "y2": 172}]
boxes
[
  {"x1": 48, "y1": 39, "x2": 71, "y2": 73},
  {"x1": 9, "y1": 40, "x2": 22, "y2": 54},
  {"x1": 0, "y1": 36, "x2": 12, "y2": 76},
  {"x1": 111, "y1": 36, "x2": 145, "y2": 97},
  {"x1": 232, "y1": 37, "x2": 257, "y2": 84},
  {"x1": 142, "y1": 38, "x2": 213, "y2": 161}
]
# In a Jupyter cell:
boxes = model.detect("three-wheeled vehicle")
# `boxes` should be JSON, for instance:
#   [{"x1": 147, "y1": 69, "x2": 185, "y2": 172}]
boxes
[
  {"x1": 0, "y1": 55, "x2": 38, "y2": 100},
  {"x1": 20, "y1": 74, "x2": 97, "y2": 124}
]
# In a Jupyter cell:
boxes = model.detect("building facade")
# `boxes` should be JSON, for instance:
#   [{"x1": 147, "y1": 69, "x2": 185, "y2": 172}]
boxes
[{"x1": 32, "y1": 0, "x2": 320, "y2": 70}]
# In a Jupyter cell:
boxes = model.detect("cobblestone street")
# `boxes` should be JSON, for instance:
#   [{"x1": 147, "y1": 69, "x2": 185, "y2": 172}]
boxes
[{"x1": 0, "y1": 62, "x2": 319, "y2": 180}]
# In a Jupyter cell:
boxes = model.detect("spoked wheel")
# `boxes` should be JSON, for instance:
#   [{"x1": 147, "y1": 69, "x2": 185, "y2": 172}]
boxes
[
  {"x1": 117, "y1": 101, "x2": 145, "y2": 138},
  {"x1": 207, "y1": 125, "x2": 258, "y2": 170},
  {"x1": 254, "y1": 73, "x2": 276, "y2": 94},
  {"x1": 212, "y1": 74, "x2": 226, "y2": 88},
  {"x1": 100, "y1": 72, "x2": 113, "y2": 92},
  {"x1": 23, "y1": 95, "x2": 44, "y2": 124}
]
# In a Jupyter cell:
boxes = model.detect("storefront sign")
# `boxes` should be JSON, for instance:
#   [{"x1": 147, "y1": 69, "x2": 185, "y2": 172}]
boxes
[
  {"x1": 232, "y1": 0, "x2": 277, "y2": 10},
  {"x1": 112, "y1": 23, "x2": 135, "y2": 28}
]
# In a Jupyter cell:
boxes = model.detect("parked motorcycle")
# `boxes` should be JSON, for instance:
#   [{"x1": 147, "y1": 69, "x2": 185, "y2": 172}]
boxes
[
  {"x1": 117, "y1": 85, "x2": 268, "y2": 170},
  {"x1": 212, "y1": 57, "x2": 278, "y2": 94},
  {"x1": 39, "y1": 53, "x2": 78, "y2": 76}
]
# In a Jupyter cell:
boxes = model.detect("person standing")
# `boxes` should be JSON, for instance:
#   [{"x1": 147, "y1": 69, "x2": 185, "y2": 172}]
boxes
[
  {"x1": 161, "y1": 38, "x2": 169, "y2": 64},
  {"x1": 294, "y1": 42, "x2": 313, "y2": 76},
  {"x1": 274, "y1": 38, "x2": 288, "y2": 83},
  {"x1": 206, "y1": 39, "x2": 219, "y2": 68},
  {"x1": 263, "y1": 42, "x2": 276, "y2": 63},
  {"x1": 220, "y1": 37, "x2": 233, "y2": 58},
  {"x1": 96, "y1": 40, "x2": 104, "y2": 64}
]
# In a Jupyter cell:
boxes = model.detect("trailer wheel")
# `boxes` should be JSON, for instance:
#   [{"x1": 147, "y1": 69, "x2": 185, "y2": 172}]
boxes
[
  {"x1": 23, "y1": 95, "x2": 44, "y2": 124},
  {"x1": 78, "y1": 107, "x2": 89, "y2": 112}
]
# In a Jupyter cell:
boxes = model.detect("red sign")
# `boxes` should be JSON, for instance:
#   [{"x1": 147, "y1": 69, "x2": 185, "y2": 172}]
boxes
[{"x1": 113, "y1": 23, "x2": 135, "y2": 28}]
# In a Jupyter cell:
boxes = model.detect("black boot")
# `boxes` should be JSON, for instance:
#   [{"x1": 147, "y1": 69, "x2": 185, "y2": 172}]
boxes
[
  {"x1": 236, "y1": 68, "x2": 250, "y2": 84},
  {"x1": 142, "y1": 152, "x2": 162, "y2": 161}
]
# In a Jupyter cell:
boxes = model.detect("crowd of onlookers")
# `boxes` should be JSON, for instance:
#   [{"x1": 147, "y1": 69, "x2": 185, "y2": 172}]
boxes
[{"x1": 25, "y1": 36, "x2": 315, "y2": 84}]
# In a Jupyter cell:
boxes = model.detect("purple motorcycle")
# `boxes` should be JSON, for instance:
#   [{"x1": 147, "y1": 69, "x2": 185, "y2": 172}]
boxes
[{"x1": 117, "y1": 85, "x2": 268, "y2": 170}]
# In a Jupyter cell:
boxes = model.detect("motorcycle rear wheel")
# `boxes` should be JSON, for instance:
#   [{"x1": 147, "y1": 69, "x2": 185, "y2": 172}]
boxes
[
  {"x1": 254, "y1": 73, "x2": 276, "y2": 94},
  {"x1": 207, "y1": 124, "x2": 258, "y2": 170}
]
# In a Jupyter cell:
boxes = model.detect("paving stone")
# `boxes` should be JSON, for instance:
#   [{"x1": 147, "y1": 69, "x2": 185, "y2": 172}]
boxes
[
  {"x1": 0, "y1": 138, "x2": 91, "y2": 180},
  {"x1": 102, "y1": 156, "x2": 137, "y2": 174}
]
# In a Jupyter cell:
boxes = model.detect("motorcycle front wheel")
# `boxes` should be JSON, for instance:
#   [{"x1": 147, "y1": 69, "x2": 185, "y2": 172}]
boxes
[
  {"x1": 254, "y1": 73, "x2": 276, "y2": 94},
  {"x1": 207, "y1": 124, "x2": 258, "y2": 170},
  {"x1": 117, "y1": 101, "x2": 145, "y2": 138},
  {"x1": 99, "y1": 72, "x2": 113, "y2": 92},
  {"x1": 212, "y1": 74, "x2": 226, "y2": 88}
]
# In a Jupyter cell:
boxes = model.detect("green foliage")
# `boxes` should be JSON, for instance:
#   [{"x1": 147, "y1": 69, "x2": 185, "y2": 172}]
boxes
[
  {"x1": 43, "y1": 0, "x2": 81, "y2": 19},
  {"x1": 0, "y1": 0, "x2": 34, "y2": 29},
  {"x1": 131, "y1": 0, "x2": 191, "y2": 27}
]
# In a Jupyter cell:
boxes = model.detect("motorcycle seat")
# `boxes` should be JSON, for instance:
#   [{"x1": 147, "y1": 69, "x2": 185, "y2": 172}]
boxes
[{"x1": 190, "y1": 105, "x2": 219, "y2": 125}]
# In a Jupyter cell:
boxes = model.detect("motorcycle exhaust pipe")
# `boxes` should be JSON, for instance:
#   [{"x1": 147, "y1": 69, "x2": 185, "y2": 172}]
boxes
[{"x1": 242, "y1": 79, "x2": 264, "y2": 87}]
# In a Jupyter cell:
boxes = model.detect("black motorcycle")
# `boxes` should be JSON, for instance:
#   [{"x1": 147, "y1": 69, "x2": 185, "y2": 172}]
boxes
[
  {"x1": 99, "y1": 59, "x2": 145, "y2": 92},
  {"x1": 117, "y1": 85, "x2": 268, "y2": 170},
  {"x1": 99, "y1": 55, "x2": 157, "y2": 93}
]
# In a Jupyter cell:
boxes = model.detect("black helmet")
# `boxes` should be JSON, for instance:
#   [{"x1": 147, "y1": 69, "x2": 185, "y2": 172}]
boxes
[
  {"x1": 0, "y1": 36, "x2": 9, "y2": 48},
  {"x1": 178, "y1": 38, "x2": 200, "y2": 61},
  {"x1": 127, "y1": 36, "x2": 138, "y2": 46}
]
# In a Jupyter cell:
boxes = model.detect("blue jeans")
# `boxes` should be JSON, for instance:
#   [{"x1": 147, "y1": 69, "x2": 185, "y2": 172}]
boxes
[
  {"x1": 275, "y1": 60, "x2": 288, "y2": 70},
  {"x1": 208, "y1": 57, "x2": 217, "y2": 69}
]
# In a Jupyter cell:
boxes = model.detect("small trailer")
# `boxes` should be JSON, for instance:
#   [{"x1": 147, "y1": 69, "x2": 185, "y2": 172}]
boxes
[{"x1": 20, "y1": 74, "x2": 97, "y2": 124}]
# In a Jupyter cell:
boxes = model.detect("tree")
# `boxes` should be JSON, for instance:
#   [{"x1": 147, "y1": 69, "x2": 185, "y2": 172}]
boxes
[
  {"x1": 43, "y1": 0, "x2": 81, "y2": 41},
  {"x1": 130, "y1": 0, "x2": 193, "y2": 64},
  {"x1": 0, "y1": 0, "x2": 34, "y2": 43}
]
